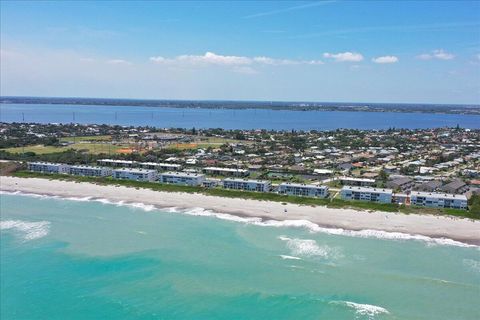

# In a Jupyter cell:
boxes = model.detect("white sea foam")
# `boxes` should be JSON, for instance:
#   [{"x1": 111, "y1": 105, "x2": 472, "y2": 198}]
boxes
[
  {"x1": 0, "y1": 191, "x2": 157, "y2": 212},
  {"x1": 180, "y1": 207, "x2": 263, "y2": 223},
  {"x1": 278, "y1": 236, "x2": 340, "y2": 259},
  {"x1": 0, "y1": 220, "x2": 50, "y2": 241},
  {"x1": 331, "y1": 301, "x2": 390, "y2": 318},
  {"x1": 1, "y1": 191, "x2": 477, "y2": 247},
  {"x1": 279, "y1": 255, "x2": 302, "y2": 260},
  {"x1": 258, "y1": 219, "x2": 477, "y2": 248}
]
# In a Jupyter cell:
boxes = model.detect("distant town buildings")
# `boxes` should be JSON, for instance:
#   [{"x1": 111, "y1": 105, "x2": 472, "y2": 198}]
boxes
[
  {"x1": 441, "y1": 180, "x2": 468, "y2": 194},
  {"x1": 386, "y1": 177, "x2": 414, "y2": 191}
]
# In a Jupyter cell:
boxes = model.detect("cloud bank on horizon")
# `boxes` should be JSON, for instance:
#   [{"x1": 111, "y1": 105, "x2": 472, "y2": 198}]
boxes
[{"x1": 1, "y1": 1, "x2": 479, "y2": 104}]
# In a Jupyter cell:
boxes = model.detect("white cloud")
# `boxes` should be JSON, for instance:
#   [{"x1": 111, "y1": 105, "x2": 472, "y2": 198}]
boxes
[
  {"x1": 149, "y1": 56, "x2": 167, "y2": 63},
  {"x1": 323, "y1": 51, "x2": 364, "y2": 62},
  {"x1": 372, "y1": 55, "x2": 399, "y2": 64},
  {"x1": 416, "y1": 49, "x2": 455, "y2": 60},
  {"x1": 253, "y1": 56, "x2": 323, "y2": 65},
  {"x1": 106, "y1": 59, "x2": 131, "y2": 65},
  {"x1": 178, "y1": 52, "x2": 251, "y2": 66},
  {"x1": 149, "y1": 52, "x2": 323, "y2": 68}
]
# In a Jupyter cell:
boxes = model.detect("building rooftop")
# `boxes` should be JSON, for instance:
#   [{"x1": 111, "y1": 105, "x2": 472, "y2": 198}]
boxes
[
  {"x1": 29, "y1": 161, "x2": 68, "y2": 166},
  {"x1": 70, "y1": 165, "x2": 109, "y2": 169},
  {"x1": 161, "y1": 171, "x2": 205, "y2": 178},
  {"x1": 280, "y1": 182, "x2": 327, "y2": 189},
  {"x1": 99, "y1": 159, "x2": 137, "y2": 164},
  {"x1": 203, "y1": 167, "x2": 248, "y2": 172},
  {"x1": 223, "y1": 178, "x2": 270, "y2": 184},
  {"x1": 410, "y1": 191, "x2": 467, "y2": 201},
  {"x1": 113, "y1": 168, "x2": 156, "y2": 174},
  {"x1": 340, "y1": 177, "x2": 376, "y2": 183},
  {"x1": 139, "y1": 162, "x2": 182, "y2": 167},
  {"x1": 341, "y1": 186, "x2": 393, "y2": 193}
]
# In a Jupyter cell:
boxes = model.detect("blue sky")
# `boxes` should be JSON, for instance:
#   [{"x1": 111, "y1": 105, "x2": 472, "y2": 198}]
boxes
[{"x1": 1, "y1": 1, "x2": 479, "y2": 104}]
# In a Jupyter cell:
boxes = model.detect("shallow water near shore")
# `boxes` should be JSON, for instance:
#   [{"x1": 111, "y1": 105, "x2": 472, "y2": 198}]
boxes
[{"x1": 1, "y1": 194, "x2": 479, "y2": 319}]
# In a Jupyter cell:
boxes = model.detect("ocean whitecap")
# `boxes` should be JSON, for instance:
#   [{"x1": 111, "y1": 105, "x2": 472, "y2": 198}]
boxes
[
  {"x1": 278, "y1": 236, "x2": 341, "y2": 259},
  {"x1": 330, "y1": 300, "x2": 390, "y2": 318},
  {"x1": 0, "y1": 220, "x2": 50, "y2": 241}
]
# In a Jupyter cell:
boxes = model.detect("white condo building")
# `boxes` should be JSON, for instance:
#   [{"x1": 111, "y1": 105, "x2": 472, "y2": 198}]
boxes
[
  {"x1": 340, "y1": 186, "x2": 393, "y2": 203},
  {"x1": 202, "y1": 167, "x2": 249, "y2": 177},
  {"x1": 112, "y1": 168, "x2": 157, "y2": 182},
  {"x1": 278, "y1": 183, "x2": 329, "y2": 198},
  {"x1": 69, "y1": 165, "x2": 112, "y2": 177},
  {"x1": 97, "y1": 159, "x2": 138, "y2": 167},
  {"x1": 222, "y1": 178, "x2": 271, "y2": 192},
  {"x1": 139, "y1": 162, "x2": 182, "y2": 171},
  {"x1": 410, "y1": 191, "x2": 468, "y2": 210},
  {"x1": 159, "y1": 171, "x2": 205, "y2": 186},
  {"x1": 28, "y1": 162, "x2": 71, "y2": 174}
]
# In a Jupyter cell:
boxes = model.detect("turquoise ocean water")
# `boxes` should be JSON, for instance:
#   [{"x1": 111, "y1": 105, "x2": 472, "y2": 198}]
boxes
[{"x1": 1, "y1": 193, "x2": 479, "y2": 320}]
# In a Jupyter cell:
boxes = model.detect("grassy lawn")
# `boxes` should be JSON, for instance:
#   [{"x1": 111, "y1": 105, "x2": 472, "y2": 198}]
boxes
[
  {"x1": 60, "y1": 135, "x2": 112, "y2": 142},
  {"x1": 167, "y1": 137, "x2": 248, "y2": 150},
  {"x1": 2, "y1": 145, "x2": 66, "y2": 155},
  {"x1": 9, "y1": 170, "x2": 478, "y2": 219},
  {"x1": 2, "y1": 143, "x2": 130, "y2": 155}
]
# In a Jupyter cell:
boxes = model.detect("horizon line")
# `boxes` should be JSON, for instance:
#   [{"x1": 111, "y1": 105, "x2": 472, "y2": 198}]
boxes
[{"x1": 1, "y1": 95, "x2": 479, "y2": 107}]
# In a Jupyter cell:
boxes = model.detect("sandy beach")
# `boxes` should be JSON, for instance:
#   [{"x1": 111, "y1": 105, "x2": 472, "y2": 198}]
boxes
[{"x1": 1, "y1": 176, "x2": 479, "y2": 245}]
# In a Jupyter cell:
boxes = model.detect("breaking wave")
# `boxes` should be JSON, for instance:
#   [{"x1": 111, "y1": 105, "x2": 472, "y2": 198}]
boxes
[
  {"x1": 0, "y1": 220, "x2": 50, "y2": 241},
  {"x1": 1, "y1": 191, "x2": 477, "y2": 248},
  {"x1": 279, "y1": 255, "x2": 302, "y2": 260},
  {"x1": 278, "y1": 236, "x2": 341, "y2": 259},
  {"x1": 331, "y1": 300, "x2": 390, "y2": 318},
  {"x1": 178, "y1": 207, "x2": 476, "y2": 248},
  {"x1": 0, "y1": 191, "x2": 156, "y2": 212}
]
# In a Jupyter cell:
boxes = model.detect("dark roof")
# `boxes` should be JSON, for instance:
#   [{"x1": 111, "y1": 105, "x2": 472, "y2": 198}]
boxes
[
  {"x1": 388, "y1": 177, "x2": 412, "y2": 185},
  {"x1": 422, "y1": 180, "x2": 443, "y2": 188},
  {"x1": 442, "y1": 179, "x2": 466, "y2": 190}
]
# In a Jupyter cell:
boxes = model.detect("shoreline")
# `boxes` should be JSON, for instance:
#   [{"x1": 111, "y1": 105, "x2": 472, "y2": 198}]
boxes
[{"x1": 1, "y1": 176, "x2": 479, "y2": 246}]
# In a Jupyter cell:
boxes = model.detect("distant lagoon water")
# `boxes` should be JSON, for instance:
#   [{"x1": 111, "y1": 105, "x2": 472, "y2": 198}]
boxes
[{"x1": 1, "y1": 103, "x2": 479, "y2": 130}]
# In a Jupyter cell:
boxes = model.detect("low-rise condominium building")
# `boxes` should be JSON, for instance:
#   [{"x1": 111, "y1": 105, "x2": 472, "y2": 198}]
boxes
[
  {"x1": 222, "y1": 178, "x2": 271, "y2": 192},
  {"x1": 28, "y1": 162, "x2": 71, "y2": 174},
  {"x1": 97, "y1": 159, "x2": 138, "y2": 168},
  {"x1": 138, "y1": 162, "x2": 183, "y2": 171},
  {"x1": 159, "y1": 171, "x2": 205, "y2": 186},
  {"x1": 69, "y1": 165, "x2": 112, "y2": 177},
  {"x1": 278, "y1": 183, "x2": 329, "y2": 198},
  {"x1": 340, "y1": 186, "x2": 393, "y2": 203},
  {"x1": 112, "y1": 168, "x2": 157, "y2": 182},
  {"x1": 202, "y1": 167, "x2": 249, "y2": 177},
  {"x1": 410, "y1": 191, "x2": 468, "y2": 210}
]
